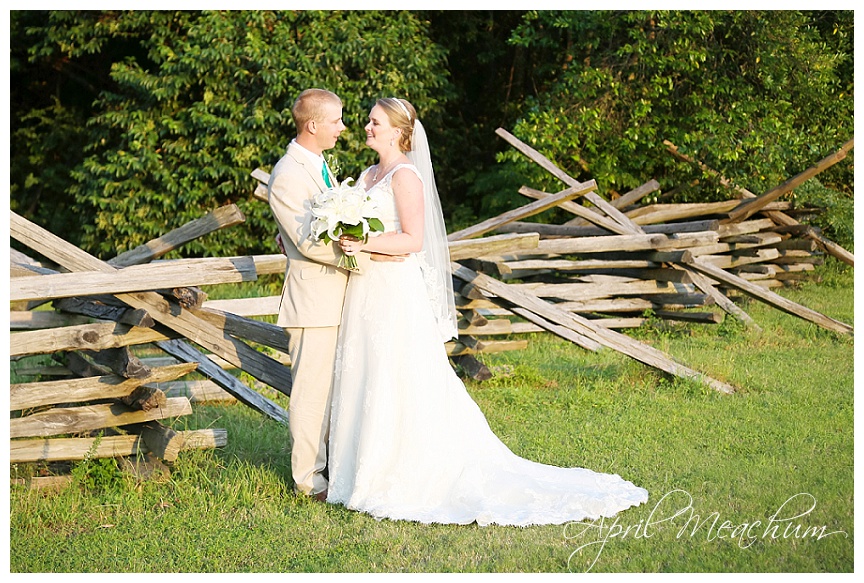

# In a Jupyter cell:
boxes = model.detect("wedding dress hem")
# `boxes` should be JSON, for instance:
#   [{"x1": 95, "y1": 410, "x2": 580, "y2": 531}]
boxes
[{"x1": 326, "y1": 163, "x2": 648, "y2": 527}]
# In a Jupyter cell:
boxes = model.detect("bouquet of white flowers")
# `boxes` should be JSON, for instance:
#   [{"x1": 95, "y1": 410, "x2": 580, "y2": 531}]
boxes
[{"x1": 310, "y1": 177, "x2": 385, "y2": 272}]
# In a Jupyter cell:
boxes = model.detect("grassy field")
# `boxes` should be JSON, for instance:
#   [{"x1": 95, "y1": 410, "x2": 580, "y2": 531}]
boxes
[{"x1": 8, "y1": 262, "x2": 854, "y2": 573}]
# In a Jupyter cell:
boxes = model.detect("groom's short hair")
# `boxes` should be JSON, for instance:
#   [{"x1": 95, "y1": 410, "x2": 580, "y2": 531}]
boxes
[{"x1": 293, "y1": 89, "x2": 342, "y2": 134}]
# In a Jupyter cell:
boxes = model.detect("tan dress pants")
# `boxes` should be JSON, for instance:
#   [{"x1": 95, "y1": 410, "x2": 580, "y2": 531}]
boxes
[{"x1": 284, "y1": 325, "x2": 339, "y2": 496}]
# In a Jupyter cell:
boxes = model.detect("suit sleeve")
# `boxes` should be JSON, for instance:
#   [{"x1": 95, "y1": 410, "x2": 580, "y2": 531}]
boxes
[{"x1": 268, "y1": 164, "x2": 344, "y2": 266}]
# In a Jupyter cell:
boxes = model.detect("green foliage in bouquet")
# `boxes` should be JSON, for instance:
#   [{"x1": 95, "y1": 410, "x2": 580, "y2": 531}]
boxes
[
  {"x1": 316, "y1": 219, "x2": 387, "y2": 246},
  {"x1": 310, "y1": 178, "x2": 387, "y2": 271}
]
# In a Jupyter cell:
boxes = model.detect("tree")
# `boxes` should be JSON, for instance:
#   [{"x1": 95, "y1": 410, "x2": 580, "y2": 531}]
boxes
[
  {"x1": 11, "y1": 10, "x2": 854, "y2": 252},
  {"x1": 422, "y1": 10, "x2": 533, "y2": 226},
  {"x1": 16, "y1": 10, "x2": 452, "y2": 258},
  {"x1": 9, "y1": 10, "x2": 109, "y2": 248},
  {"x1": 496, "y1": 11, "x2": 853, "y2": 220}
]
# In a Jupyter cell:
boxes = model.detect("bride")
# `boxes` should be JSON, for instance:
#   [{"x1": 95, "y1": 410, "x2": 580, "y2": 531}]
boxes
[{"x1": 326, "y1": 98, "x2": 648, "y2": 526}]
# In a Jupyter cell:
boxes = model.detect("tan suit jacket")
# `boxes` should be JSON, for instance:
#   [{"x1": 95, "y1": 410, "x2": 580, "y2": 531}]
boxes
[{"x1": 268, "y1": 142, "x2": 349, "y2": 328}]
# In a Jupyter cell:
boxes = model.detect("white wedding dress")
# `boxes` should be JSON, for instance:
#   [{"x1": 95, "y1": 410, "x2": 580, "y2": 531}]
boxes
[{"x1": 326, "y1": 164, "x2": 648, "y2": 526}]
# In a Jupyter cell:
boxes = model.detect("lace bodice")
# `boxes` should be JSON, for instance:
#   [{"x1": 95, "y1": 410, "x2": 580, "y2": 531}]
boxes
[
  {"x1": 358, "y1": 163, "x2": 422, "y2": 234},
  {"x1": 358, "y1": 162, "x2": 458, "y2": 342}
]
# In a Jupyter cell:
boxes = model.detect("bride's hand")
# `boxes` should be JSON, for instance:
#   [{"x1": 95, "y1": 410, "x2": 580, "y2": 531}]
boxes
[{"x1": 339, "y1": 234, "x2": 362, "y2": 256}]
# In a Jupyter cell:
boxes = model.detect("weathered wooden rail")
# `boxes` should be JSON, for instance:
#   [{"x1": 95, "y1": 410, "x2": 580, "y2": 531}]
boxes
[{"x1": 10, "y1": 129, "x2": 852, "y2": 487}]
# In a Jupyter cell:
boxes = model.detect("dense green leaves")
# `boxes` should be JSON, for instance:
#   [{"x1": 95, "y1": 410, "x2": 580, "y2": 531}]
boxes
[
  {"x1": 15, "y1": 10, "x2": 450, "y2": 258},
  {"x1": 499, "y1": 11, "x2": 853, "y2": 216},
  {"x1": 10, "y1": 10, "x2": 854, "y2": 257}
]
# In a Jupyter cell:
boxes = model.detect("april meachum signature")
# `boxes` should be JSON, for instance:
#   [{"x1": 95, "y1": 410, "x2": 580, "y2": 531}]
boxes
[{"x1": 563, "y1": 490, "x2": 848, "y2": 572}]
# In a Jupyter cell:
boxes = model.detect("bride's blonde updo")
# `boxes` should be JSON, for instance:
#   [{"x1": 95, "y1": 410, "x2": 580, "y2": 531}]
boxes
[{"x1": 377, "y1": 97, "x2": 416, "y2": 152}]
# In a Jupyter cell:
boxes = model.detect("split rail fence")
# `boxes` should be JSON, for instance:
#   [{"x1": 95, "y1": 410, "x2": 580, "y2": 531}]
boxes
[{"x1": 9, "y1": 129, "x2": 853, "y2": 486}]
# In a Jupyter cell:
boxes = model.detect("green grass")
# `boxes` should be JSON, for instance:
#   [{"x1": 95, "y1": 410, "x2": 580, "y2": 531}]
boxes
[{"x1": 8, "y1": 263, "x2": 854, "y2": 572}]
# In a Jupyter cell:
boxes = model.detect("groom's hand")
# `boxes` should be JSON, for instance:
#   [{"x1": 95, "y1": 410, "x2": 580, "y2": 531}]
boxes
[{"x1": 370, "y1": 252, "x2": 407, "y2": 263}]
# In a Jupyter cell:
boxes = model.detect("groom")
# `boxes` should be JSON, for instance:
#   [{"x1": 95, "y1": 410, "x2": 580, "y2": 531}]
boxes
[{"x1": 268, "y1": 88, "x2": 349, "y2": 502}]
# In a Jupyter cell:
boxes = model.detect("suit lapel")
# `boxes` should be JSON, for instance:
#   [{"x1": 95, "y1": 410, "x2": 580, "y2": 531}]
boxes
[{"x1": 287, "y1": 142, "x2": 327, "y2": 192}]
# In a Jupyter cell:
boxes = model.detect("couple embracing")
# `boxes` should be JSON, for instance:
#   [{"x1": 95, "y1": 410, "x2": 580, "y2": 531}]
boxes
[{"x1": 268, "y1": 88, "x2": 648, "y2": 526}]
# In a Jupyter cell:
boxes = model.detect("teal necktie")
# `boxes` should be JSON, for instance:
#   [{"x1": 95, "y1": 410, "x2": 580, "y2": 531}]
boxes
[{"x1": 322, "y1": 161, "x2": 332, "y2": 188}]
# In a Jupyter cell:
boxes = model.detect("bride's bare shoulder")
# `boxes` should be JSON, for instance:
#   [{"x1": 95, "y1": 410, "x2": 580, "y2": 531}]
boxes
[{"x1": 392, "y1": 164, "x2": 421, "y2": 183}]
